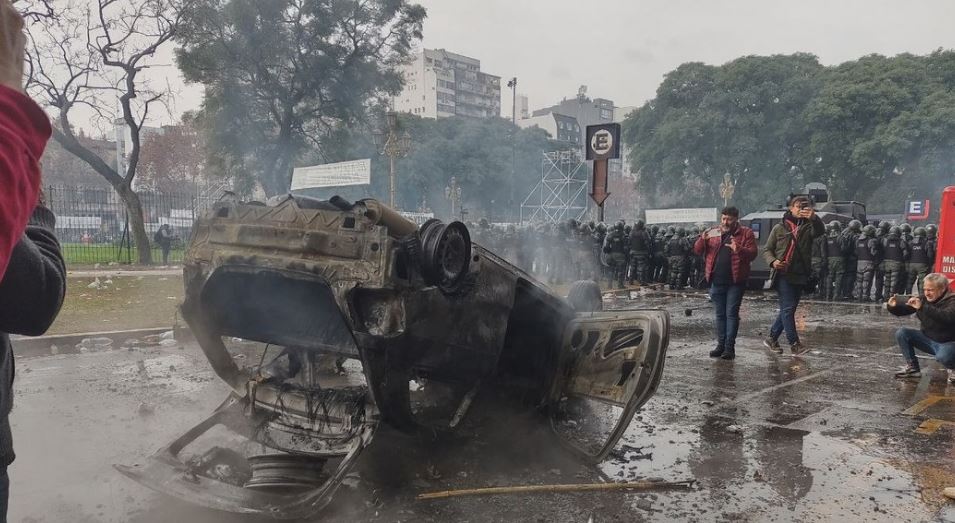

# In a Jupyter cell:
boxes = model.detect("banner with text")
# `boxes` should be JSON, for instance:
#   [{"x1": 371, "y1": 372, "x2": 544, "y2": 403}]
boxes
[
  {"x1": 645, "y1": 208, "x2": 718, "y2": 225},
  {"x1": 291, "y1": 159, "x2": 371, "y2": 190}
]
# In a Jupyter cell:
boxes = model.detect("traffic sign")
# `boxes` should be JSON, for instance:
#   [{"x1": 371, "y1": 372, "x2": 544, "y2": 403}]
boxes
[{"x1": 585, "y1": 123, "x2": 621, "y2": 161}]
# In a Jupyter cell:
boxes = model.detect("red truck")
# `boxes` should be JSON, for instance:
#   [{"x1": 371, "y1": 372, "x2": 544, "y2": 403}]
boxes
[{"x1": 936, "y1": 186, "x2": 955, "y2": 291}]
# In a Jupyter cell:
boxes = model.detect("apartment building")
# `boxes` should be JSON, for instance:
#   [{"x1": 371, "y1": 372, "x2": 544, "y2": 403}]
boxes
[{"x1": 394, "y1": 49, "x2": 502, "y2": 119}]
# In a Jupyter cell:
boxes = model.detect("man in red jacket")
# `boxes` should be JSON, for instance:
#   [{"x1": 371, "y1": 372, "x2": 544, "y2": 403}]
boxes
[
  {"x1": 0, "y1": 0, "x2": 50, "y2": 279},
  {"x1": 693, "y1": 207, "x2": 758, "y2": 360}
]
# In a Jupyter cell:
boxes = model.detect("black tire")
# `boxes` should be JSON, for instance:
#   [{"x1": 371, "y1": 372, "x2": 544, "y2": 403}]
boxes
[{"x1": 567, "y1": 280, "x2": 603, "y2": 312}]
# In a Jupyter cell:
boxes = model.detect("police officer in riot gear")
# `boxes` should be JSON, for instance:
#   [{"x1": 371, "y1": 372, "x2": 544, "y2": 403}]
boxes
[
  {"x1": 603, "y1": 220, "x2": 629, "y2": 289},
  {"x1": 881, "y1": 226, "x2": 909, "y2": 300},
  {"x1": 854, "y1": 225, "x2": 881, "y2": 302},
  {"x1": 906, "y1": 227, "x2": 935, "y2": 294},
  {"x1": 824, "y1": 222, "x2": 849, "y2": 301},
  {"x1": 811, "y1": 224, "x2": 828, "y2": 297},
  {"x1": 840, "y1": 220, "x2": 863, "y2": 299},
  {"x1": 655, "y1": 227, "x2": 671, "y2": 283},
  {"x1": 897, "y1": 223, "x2": 914, "y2": 293},
  {"x1": 926, "y1": 224, "x2": 939, "y2": 274},
  {"x1": 874, "y1": 221, "x2": 891, "y2": 300},
  {"x1": 628, "y1": 220, "x2": 653, "y2": 285},
  {"x1": 593, "y1": 222, "x2": 608, "y2": 280},
  {"x1": 665, "y1": 228, "x2": 692, "y2": 290}
]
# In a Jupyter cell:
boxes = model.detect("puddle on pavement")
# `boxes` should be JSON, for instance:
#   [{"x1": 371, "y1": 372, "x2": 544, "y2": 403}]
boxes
[{"x1": 599, "y1": 407, "x2": 935, "y2": 521}]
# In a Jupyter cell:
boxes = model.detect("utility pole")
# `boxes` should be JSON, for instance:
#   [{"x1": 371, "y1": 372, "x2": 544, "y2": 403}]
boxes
[
  {"x1": 445, "y1": 176, "x2": 462, "y2": 221},
  {"x1": 507, "y1": 77, "x2": 517, "y2": 125},
  {"x1": 507, "y1": 77, "x2": 518, "y2": 221},
  {"x1": 373, "y1": 112, "x2": 412, "y2": 208}
]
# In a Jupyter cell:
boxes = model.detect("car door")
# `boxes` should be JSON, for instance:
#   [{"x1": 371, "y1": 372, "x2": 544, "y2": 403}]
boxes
[{"x1": 550, "y1": 309, "x2": 670, "y2": 462}]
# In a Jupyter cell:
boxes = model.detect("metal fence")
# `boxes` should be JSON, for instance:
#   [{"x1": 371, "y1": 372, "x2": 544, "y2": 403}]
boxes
[{"x1": 46, "y1": 185, "x2": 202, "y2": 266}]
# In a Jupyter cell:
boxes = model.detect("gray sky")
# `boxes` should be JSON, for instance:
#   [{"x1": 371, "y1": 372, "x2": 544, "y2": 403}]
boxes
[
  {"x1": 418, "y1": 0, "x2": 955, "y2": 114},
  {"x1": 163, "y1": 0, "x2": 955, "y2": 123}
]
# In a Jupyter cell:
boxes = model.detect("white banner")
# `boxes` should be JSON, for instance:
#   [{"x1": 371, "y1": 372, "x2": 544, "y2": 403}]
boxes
[
  {"x1": 645, "y1": 207, "x2": 718, "y2": 225},
  {"x1": 290, "y1": 159, "x2": 371, "y2": 190},
  {"x1": 159, "y1": 217, "x2": 195, "y2": 228},
  {"x1": 57, "y1": 216, "x2": 102, "y2": 229},
  {"x1": 170, "y1": 209, "x2": 194, "y2": 219},
  {"x1": 399, "y1": 211, "x2": 435, "y2": 226}
]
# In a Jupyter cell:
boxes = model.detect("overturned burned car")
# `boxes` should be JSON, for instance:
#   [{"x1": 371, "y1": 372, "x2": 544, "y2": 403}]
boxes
[{"x1": 117, "y1": 195, "x2": 670, "y2": 519}]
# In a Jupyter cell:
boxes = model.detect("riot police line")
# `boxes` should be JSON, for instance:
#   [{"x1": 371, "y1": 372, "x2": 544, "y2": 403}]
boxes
[
  {"x1": 468, "y1": 217, "x2": 940, "y2": 297},
  {"x1": 469, "y1": 218, "x2": 710, "y2": 290},
  {"x1": 815, "y1": 220, "x2": 939, "y2": 301}
]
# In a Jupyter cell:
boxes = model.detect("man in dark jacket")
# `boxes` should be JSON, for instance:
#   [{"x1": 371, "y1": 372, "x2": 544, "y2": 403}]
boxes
[
  {"x1": 0, "y1": 201, "x2": 66, "y2": 515},
  {"x1": 761, "y1": 196, "x2": 826, "y2": 355},
  {"x1": 888, "y1": 273, "x2": 955, "y2": 381},
  {"x1": 693, "y1": 207, "x2": 758, "y2": 360}
]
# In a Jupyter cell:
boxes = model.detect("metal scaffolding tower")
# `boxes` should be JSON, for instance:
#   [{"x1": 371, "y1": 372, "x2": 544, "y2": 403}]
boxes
[{"x1": 520, "y1": 150, "x2": 589, "y2": 224}]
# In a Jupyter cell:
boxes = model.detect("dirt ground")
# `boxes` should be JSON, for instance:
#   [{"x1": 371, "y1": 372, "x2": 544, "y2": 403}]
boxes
[{"x1": 49, "y1": 275, "x2": 184, "y2": 335}]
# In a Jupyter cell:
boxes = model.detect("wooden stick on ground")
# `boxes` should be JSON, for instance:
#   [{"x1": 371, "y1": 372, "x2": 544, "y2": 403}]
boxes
[{"x1": 417, "y1": 480, "x2": 695, "y2": 501}]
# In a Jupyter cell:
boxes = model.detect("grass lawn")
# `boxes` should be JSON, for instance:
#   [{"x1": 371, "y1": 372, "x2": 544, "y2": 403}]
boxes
[
  {"x1": 61, "y1": 243, "x2": 184, "y2": 265},
  {"x1": 48, "y1": 274, "x2": 184, "y2": 335}
]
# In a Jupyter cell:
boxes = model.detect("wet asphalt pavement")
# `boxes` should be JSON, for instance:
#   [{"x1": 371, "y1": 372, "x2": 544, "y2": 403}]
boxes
[{"x1": 9, "y1": 289, "x2": 955, "y2": 522}]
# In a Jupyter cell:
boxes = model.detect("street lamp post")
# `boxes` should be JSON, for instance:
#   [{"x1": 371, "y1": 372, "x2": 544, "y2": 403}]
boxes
[
  {"x1": 373, "y1": 112, "x2": 412, "y2": 208},
  {"x1": 507, "y1": 77, "x2": 517, "y2": 125},
  {"x1": 445, "y1": 176, "x2": 462, "y2": 221},
  {"x1": 719, "y1": 173, "x2": 736, "y2": 208}
]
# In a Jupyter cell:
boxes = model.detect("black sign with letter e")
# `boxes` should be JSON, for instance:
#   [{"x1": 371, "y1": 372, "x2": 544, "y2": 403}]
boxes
[{"x1": 585, "y1": 123, "x2": 621, "y2": 161}]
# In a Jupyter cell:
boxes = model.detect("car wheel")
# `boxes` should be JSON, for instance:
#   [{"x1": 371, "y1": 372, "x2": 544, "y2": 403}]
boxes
[{"x1": 567, "y1": 280, "x2": 603, "y2": 312}]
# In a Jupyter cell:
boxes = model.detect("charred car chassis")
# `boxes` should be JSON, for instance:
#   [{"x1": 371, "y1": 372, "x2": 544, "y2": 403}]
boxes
[{"x1": 117, "y1": 195, "x2": 670, "y2": 519}]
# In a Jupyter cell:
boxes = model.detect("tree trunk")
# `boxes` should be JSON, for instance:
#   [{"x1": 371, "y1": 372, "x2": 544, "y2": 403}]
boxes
[
  {"x1": 50, "y1": 127, "x2": 154, "y2": 264},
  {"x1": 117, "y1": 183, "x2": 153, "y2": 265}
]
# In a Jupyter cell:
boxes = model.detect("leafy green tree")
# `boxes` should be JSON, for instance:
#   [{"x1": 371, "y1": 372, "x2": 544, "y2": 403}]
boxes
[
  {"x1": 176, "y1": 0, "x2": 426, "y2": 196},
  {"x1": 623, "y1": 54, "x2": 823, "y2": 213},
  {"x1": 625, "y1": 51, "x2": 955, "y2": 216}
]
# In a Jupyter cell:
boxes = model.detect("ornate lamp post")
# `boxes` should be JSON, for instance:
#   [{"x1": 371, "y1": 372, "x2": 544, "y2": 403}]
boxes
[
  {"x1": 719, "y1": 173, "x2": 736, "y2": 208},
  {"x1": 373, "y1": 112, "x2": 412, "y2": 208},
  {"x1": 445, "y1": 176, "x2": 462, "y2": 220}
]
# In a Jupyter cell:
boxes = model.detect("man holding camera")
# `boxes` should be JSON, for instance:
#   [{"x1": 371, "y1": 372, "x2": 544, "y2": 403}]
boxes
[
  {"x1": 889, "y1": 273, "x2": 955, "y2": 381},
  {"x1": 761, "y1": 196, "x2": 826, "y2": 355}
]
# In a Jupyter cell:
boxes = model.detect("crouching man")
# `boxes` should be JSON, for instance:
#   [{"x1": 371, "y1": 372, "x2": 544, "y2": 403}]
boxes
[{"x1": 889, "y1": 273, "x2": 955, "y2": 381}]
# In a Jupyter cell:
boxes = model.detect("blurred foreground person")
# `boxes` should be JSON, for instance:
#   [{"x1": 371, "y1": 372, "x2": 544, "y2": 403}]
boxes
[
  {"x1": 693, "y1": 207, "x2": 757, "y2": 360},
  {"x1": 889, "y1": 273, "x2": 955, "y2": 381},
  {"x1": 761, "y1": 196, "x2": 825, "y2": 355},
  {"x1": 0, "y1": 1, "x2": 65, "y2": 519},
  {"x1": 0, "y1": 0, "x2": 48, "y2": 279}
]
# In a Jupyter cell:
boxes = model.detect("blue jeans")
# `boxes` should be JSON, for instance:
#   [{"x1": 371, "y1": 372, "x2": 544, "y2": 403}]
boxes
[
  {"x1": 896, "y1": 328, "x2": 955, "y2": 369},
  {"x1": 710, "y1": 283, "x2": 745, "y2": 350},
  {"x1": 770, "y1": 278, "x2": 803, "y2": 345}
]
